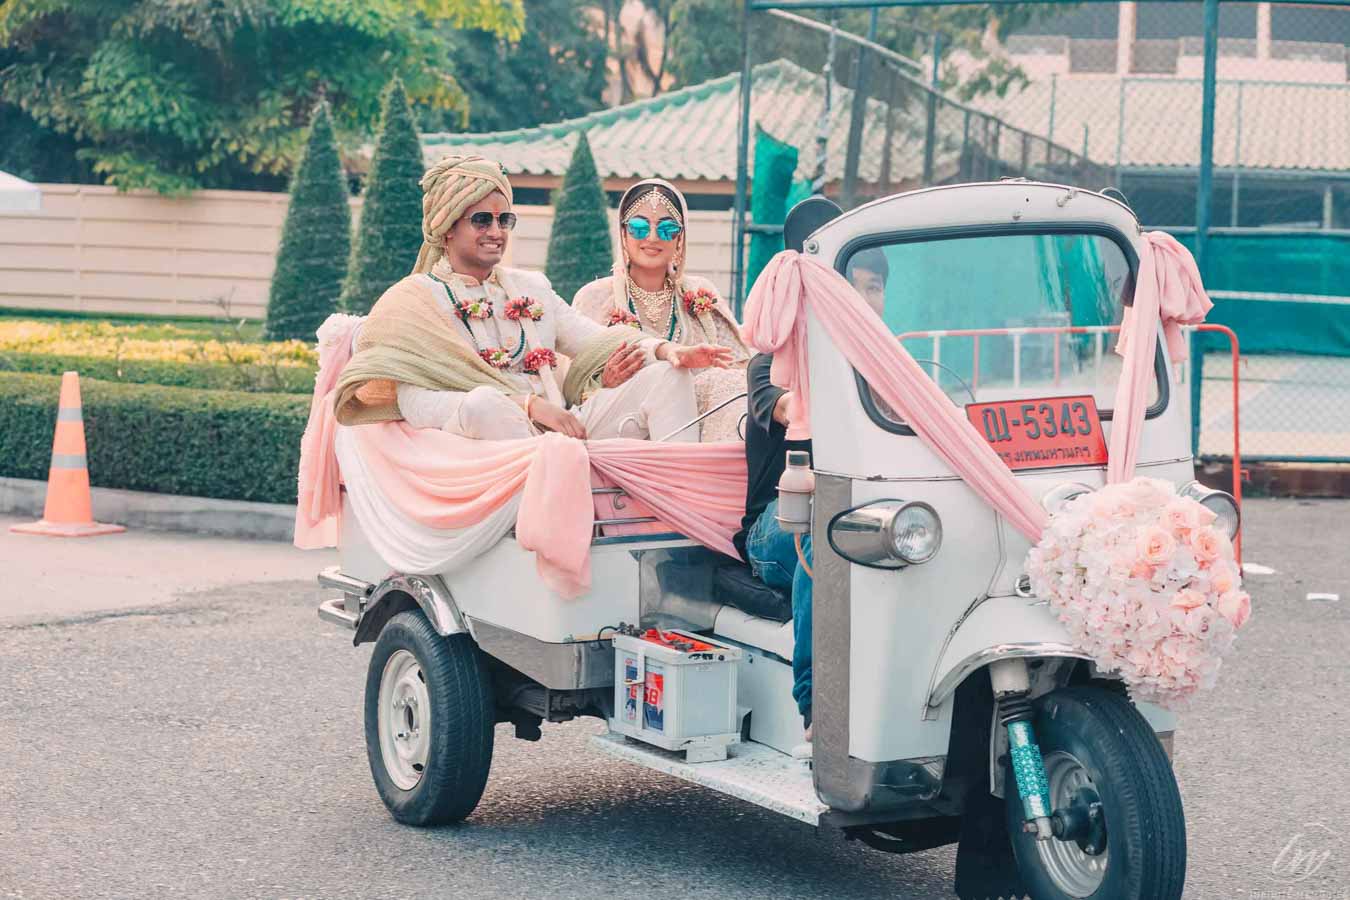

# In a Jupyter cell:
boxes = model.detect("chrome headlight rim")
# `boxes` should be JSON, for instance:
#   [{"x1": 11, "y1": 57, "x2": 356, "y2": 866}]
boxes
[
  {"x1": 1042, "y1": 482, "x2": 1096, "y2": 516},
  {"x1": 1177, "y1": 480, "x2": 1241, "y2": 539},
  {"x1": 826, "y1": 499, "x2": 943, "y2": 570}
]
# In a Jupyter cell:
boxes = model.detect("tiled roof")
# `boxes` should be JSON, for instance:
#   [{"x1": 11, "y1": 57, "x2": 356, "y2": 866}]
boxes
[
  {"x1": 980, "y1": 77, "x2": 1350, "y2": 172},
  {"x1": 421, "y1": 59, "x2": 997, "y2": 187}
]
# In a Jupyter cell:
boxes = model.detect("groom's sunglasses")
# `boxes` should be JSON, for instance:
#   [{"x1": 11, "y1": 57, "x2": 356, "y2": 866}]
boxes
[
  {"x1": 625, "y1": 216, "x2": 683, "y2": 242},
  {"x1": 467, "y1": 211, "x2": 518, "y2": 232}
]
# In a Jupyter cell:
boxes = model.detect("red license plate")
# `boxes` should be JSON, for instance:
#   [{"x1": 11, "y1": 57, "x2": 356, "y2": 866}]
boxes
[{"x1": 966, "y1": 395, "x2": 1108, "y2": 470}]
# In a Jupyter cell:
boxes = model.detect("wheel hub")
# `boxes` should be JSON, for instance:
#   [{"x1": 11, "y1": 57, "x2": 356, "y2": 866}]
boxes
[
  {"x1": 1036, "y1": 751, "x2": 1109, "y2": 897},
  {"x1": 1051, "y1": 786, "x2": 1108, "y2": 856},
  {"x1": 377, "y1": 650, "x2": 432, "y2": 791}
]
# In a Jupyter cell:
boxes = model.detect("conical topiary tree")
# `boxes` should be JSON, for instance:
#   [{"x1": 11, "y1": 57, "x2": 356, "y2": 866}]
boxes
[
  {"x1": 265, "y1": 103, "x2": 351, "y2": 341},
  {"x1": 339, "y1": 80, "x2": 425, "y2": 314},
  {"x1": 545, "y1": 132, "x2": 612, "y2": 303}
]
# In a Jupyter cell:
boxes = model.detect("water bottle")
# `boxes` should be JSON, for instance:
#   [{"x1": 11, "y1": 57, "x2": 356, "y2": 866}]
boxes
[{"x1": 775, "y1": 450, "x2": 815, "y2": 534}]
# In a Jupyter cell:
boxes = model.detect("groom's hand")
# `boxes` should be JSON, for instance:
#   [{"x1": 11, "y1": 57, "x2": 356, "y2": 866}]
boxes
[
  {"x1": 528, "y1": 398, "x2": 586, "y2": 439},
  {"x1": 601, "y1": 341, "x2": 645, "y2": 388}
]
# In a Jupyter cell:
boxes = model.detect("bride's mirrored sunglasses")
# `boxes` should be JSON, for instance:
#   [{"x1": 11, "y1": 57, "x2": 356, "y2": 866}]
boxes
[
  {"x1": 467, "y1": 211, "x2": 518, "y2": 231},
  {"x1": 625, "y1": 216, "x2": 683, "y2": 242}
]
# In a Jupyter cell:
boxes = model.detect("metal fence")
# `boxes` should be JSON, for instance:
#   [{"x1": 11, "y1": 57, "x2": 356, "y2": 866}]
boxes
[{"x1": 735, "y1": 0, "x2": 1350, "y2": 466}]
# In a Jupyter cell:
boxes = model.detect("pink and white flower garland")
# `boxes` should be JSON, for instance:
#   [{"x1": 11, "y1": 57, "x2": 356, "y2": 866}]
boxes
[{"x1": 1025, "y1": 476, "x2": 1251, "y2": 709}]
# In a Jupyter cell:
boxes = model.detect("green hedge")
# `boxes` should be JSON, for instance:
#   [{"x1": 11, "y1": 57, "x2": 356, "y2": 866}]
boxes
[
  {"x1": 0, "y1": 351, "x2": 316, "y2": 393},
  {"x1": 0, "y1": 373, "x2": 309, "y2": 504}
]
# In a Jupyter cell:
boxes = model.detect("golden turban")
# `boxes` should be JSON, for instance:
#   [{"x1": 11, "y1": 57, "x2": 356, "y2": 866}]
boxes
[{"x1": 413, "y1": 154, "x2": 514, "y2": 274}]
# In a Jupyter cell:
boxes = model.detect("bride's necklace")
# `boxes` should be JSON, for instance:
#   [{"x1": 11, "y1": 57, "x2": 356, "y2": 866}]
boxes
[{"x1": 626, "y1": 275, "x2": 678, "y2": 342}]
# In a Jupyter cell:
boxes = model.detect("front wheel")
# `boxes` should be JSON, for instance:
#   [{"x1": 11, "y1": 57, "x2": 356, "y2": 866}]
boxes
[
  {"x1": 364, "y1": 611, "x2": 495, "y2": 826},
  {"x1": 1005, "y1": 686, "x2": 1186, "y2": 900}
]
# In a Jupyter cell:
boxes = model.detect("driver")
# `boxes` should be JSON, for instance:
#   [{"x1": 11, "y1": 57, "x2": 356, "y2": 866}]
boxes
[
  {"x1": 335, "y1": 155, "x2": 733, "y2": 440},
  {"x1": 732, "y1": 249, "x2": 890, "y2": 740}
]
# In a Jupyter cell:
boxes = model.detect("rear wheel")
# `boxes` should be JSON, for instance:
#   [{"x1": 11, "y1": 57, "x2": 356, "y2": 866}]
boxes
[
  {"x1": 364, "y1": 611, "x2": 494, "y2": 826},
  {"x1": 1005, "y1": 686, "x2": 1185, "y2": 900}
]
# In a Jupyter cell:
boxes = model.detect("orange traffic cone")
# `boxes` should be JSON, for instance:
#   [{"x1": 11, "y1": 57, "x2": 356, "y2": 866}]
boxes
[{"x1": 10, "y1": 371, "x2": 125, "y2": 538}]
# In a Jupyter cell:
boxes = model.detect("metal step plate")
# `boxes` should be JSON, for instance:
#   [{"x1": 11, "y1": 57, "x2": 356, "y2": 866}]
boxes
[{"x1": 591, "y1": 731, "x2": 828, "y2": 825}]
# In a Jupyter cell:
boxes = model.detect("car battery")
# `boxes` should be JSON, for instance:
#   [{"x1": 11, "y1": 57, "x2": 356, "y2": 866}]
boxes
[{"x1": 610, "y1": 629, "x2": 742, "y2": 762}]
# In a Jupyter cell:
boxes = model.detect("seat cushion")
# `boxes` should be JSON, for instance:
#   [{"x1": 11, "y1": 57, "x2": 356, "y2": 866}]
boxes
[
  {"x1": 713, "y1": 563, "x2": 792, "y2": 623},
  {"x1": 713, "y1": 606, "x2": 795, "y2": 661}
]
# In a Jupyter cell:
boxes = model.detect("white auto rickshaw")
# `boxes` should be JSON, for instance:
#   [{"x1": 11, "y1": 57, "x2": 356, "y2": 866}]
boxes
[{"x1": 318, "y1": 182, "x2": 1240, "y2": 900}]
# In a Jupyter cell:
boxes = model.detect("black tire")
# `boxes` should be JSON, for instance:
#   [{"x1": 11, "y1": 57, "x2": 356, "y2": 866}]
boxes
[
  {"x1": 1005, "y1": 686, "x2": 1186, "y2": 900},
  {"x1": 364, "y1": 611, "x2": 494, "y2": 826}
]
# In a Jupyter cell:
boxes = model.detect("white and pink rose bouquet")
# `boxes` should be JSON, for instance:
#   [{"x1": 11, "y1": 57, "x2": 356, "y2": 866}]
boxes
[{"x1": 1025, "y1": 476, "x2": 1251, "y2": 709}]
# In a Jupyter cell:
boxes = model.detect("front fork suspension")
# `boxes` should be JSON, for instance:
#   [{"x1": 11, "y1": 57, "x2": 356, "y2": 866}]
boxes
[{"x1": 990, "y1": 659, "x2": 1054, "y2": 841}]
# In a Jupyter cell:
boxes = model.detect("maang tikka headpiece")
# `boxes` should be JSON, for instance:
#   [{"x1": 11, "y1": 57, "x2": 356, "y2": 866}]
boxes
[{"x1": 625, "y1": 187, "x2": 682, "y2": 225}]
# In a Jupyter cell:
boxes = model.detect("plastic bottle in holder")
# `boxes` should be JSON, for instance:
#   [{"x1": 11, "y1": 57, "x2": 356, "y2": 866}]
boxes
[{"x1": 775, "y1": 450, "x2": 815, "y2": 534}]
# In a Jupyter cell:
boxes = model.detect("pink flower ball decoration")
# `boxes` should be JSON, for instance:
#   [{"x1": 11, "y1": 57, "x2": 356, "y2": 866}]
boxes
[
  {"x1": 1024, "y1": 476, "x2": 1249, "y2": 710},
  {"x1": 608, "y1": 310, "x2": 640, "y2": 327}
]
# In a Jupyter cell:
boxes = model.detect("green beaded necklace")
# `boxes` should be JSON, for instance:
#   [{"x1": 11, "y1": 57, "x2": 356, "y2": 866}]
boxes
[{"x1": 428, "y1": 272, "x2": 526, "y2": 363}]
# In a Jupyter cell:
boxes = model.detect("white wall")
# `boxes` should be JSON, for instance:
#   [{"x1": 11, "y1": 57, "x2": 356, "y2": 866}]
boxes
[{"x1": 0, "y1": 184, "x2": 736, "y2": 320}]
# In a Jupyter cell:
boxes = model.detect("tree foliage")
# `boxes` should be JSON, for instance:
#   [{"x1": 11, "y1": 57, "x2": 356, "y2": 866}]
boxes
[
  {"x1": 664, "y1": 0, "x2": 1055, "y2": 99},
  {"x1": 425, "y1": 0, "x2": 609, "y2": 133},
  {"x1": 341, "y1": 80, "x2": 426, "y2": 315},
  {"x1": 265, "y1": 105, "x2": 351, "y2": 342},
  {"x1": 0, "y1": 0, "x2": 523, "y2": 192},
  {"x1": 546, "y1": 133, "x2": 613, "y2": 304}
]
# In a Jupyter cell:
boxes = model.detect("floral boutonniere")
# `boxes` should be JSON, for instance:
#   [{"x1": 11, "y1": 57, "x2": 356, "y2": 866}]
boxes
[
  {"x1": 479, "y1": 348, "x2": 512, "y2": 369},
  {"x1": 607, "y1": 309, "x2": 640, "y2": 327},
  {"x1": 683, "y1": 288, "x2": 718, "y2": 317},
  {"x1": 504, "y1": 296, "x2": 545, "y2": 322},
  {"x1": 522, "y1": 347, "x2": 557, "y2": 375},
  {"x1": 458, "y1": 297, "x2": 493, "y2": 320}
]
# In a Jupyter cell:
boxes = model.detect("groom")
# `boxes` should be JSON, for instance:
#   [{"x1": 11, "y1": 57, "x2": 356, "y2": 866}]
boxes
[{"x1": 335, "y1": 155, "x2": 732, "y2": 440}]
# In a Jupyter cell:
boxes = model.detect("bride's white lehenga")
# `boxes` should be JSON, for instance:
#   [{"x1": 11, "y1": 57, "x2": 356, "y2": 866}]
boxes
[{"x1": 572, "y1": 180, "x2": 750, "y2": 442}]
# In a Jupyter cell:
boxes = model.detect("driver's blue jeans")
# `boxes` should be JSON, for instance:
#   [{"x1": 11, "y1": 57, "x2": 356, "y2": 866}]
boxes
[{"x1": 744, "y1": 499, "x2": 813, "y2": 724}]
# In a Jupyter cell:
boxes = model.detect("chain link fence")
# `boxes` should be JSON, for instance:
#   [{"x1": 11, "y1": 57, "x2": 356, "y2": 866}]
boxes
[{"x1": 739, "y1": 1, "x2": 1350, "y2": 466}]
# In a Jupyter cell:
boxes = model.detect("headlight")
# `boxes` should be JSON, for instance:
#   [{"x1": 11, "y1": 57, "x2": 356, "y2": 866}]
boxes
[
  {"x1": 1042, "y1": 482, "x2": 1094, "y2": 515},
  {"x1": 828, "y1": 500, "x2": 942, "y2": 569},
  {"x1": 1178, "y1": 481, "x2": 1240, "y2": 539}
]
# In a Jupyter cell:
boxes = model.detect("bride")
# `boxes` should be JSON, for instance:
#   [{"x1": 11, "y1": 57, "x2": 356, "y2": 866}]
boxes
[{"x1": 573, "y1": 178, "x2": 750, "y2": 441}]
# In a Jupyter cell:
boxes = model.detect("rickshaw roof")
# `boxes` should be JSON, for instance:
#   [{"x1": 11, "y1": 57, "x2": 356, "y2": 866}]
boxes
[{"x1": 811, "y1": 181, "x2": 1143, "y2": 262}]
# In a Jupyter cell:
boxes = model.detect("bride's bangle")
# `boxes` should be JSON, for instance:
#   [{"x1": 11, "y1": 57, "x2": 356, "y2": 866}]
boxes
[{"x1": 523, "y1": 393, "x2": 536, "y2": 421}]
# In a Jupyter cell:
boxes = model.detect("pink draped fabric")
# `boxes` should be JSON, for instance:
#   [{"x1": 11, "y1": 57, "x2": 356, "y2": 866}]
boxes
[
  {"x1": 293, "y1": 315, "x2": 361, "y2": 549},
  {"x1": 742, "y1": 252, "x2": 1049, "y2": 541},
  {"x1": 340, "y1": 425, "x2": 744, "y2": 597},
  {"x1": 741, "y1": 238, "x2": 1211, "y2": 543},
  {"x1": 293, "y1": 314, "x2": 746, "y2": 597},
  {"x1": 1107, "y1": 231, "x2": 1213, "y2": 483}
]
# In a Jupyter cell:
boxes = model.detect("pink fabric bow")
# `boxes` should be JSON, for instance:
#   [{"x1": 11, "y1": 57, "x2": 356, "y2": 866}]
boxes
[{"x1": 1107, "y1": 231, "x2": 1213, "y2": 482}]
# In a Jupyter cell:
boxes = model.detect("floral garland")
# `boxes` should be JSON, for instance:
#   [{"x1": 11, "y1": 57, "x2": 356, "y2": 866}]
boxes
[
  {"x1": 504, "y1": 296, "x2": 544, "y2": 322},
  {"x1": 1025, "y1": 477, "x2": 1251, "y2": 710},
  {"x1": 457, "y1": 297, "x2": 493, "y2": 320},
  {"x1": 522, "y1": 347, "x2": 557, "y2": 375},
  {"x1": 479, "y1": 348, "x2": 513, "y2": 369},
  {"x1": 683, "y1": 288, "x2": 718, "y2": 317},
  {"x1": 608, "y1": 309, "x2": 640, "y2": 327}
]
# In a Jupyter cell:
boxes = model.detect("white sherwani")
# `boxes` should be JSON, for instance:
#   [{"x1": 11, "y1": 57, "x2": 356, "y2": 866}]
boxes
[{"x1": 395, "y1": 266, "x2": 698, "y2": 442}]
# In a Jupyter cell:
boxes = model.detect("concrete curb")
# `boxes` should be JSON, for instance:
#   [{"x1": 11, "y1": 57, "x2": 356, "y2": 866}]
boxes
[{"x1": 0, "y1": 477, "x2": 295, "y2": 542}]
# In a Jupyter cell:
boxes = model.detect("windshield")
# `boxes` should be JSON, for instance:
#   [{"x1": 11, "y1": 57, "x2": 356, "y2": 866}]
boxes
[{"x1": 847, "y1": 231, "x2": 1162, "y2": 428}]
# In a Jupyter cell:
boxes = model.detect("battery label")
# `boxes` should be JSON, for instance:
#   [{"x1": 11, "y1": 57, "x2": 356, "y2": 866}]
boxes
[
  {"x1": 643, "y1": 662, "x2": 665, "y2": 733},
  {"x1": 623, "y1": 655, "x2": 639, "y2": 724}
]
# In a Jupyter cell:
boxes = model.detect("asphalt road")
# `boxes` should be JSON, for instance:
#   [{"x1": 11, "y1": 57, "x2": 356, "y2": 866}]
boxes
[{"x1": 2, "y1": 498, "x2": 1347, "y2": 900}]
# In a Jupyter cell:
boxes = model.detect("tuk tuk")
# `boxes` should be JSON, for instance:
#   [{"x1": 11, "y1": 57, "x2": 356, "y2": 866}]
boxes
[{"x1": 317, "y1": 181, "x2": 1239, "y2": 900}]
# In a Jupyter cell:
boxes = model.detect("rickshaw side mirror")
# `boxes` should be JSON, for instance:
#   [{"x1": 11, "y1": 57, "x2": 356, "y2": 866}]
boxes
[{"x1": 783, "y1": 196, "x2": 842, "y2": 253}]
